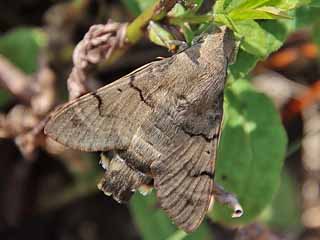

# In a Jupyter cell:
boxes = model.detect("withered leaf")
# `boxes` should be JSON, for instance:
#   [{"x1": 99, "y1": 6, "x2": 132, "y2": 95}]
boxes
[{"x1": 45, "y1": 26, "x2": 235, "y2": 232}]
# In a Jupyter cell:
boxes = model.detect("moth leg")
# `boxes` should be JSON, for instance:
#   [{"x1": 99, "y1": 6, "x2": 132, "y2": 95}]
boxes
[
  {"x1": 212, "y1": 182, "x2": 243, "y2": 218},
  {"x1": 98, "y1": 152, "x2": 153, "y2": 203}
]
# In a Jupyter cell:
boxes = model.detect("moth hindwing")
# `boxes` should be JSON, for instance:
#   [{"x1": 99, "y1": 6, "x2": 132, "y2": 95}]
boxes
[{"x1": 45, "y1": 26, "x2": 235, "y2": 232}]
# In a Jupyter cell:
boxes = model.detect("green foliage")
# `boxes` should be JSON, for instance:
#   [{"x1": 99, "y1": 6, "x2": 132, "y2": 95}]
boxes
[
  {"x1": 148, "y1": 21, "x2": 176, "y2": 49},
  {"x1": 215, "y1": 0, "x2": 304, "y2": 22},
  {"x1": 295, "y1": 4, "x2": 320, "y2": 27},
  {"x1": 209, "y1": 79, "x2": 287, "y2": 224},
  {"x1": 214, "y1": 1, "x2": 298, "y2": 57},
  {"x1": 0, "y1": 27, "x2": 46, "y2": 106},
  {"x1": 310, "y1": 0, "x2": 320, "y2": 7},
  {"x1": 260, "y1": 170, "x2": 301, "y2": 232},
  {"x1": 0, "y1": 28, "x2": 46, "y2": 74},
  {"x1": 0, "y1": 89, "x2": 11, "y2": 107},
  {"x1": 121, "y1": 0, "x2": 157, "y2": 16},
  {"x1": 229, "y1": 19, "x2": 291, "y2": 78},
  {"x1": 313, "y1": 23, "x2": 320, "y2": 48},
  {"x1": 222, "y1": 1, "x2": 320, "y2": 79},
  {"x1": 294, "y1": 3, "x2": 320, "y2": 50}
]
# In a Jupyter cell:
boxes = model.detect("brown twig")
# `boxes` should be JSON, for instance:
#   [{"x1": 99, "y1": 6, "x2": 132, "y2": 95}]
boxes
[
  {"x1": 0, "y1": 55, "x2": 35, "y2": 102},
  {"x1": 0, "y1": 53, "x2": 56, "y2": 160}
]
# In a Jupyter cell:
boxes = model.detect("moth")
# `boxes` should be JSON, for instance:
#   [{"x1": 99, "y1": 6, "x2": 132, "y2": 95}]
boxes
[{"x1": 45, "y1": 26, "x2": 236, "y2": 233}]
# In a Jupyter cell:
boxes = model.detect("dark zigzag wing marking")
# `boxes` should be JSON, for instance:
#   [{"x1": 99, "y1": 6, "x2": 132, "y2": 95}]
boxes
[
  {"x1": 177, "y1": 104, "x2": 222, "y2": 230},
  {"x1": 168, "y1": 160, "x2": 212, "y2": 231},
  {"x1": 152, "y1": 137, "x2": 215, "y2": 233},
  {"x1": 162, "y1": 141, "x2": 206, "y2": 210},
  {"x1": 158, "y1": 140, "x2": 204, "y2": 202},
  {"x1": 162, "y1": 166, "x2": 204, "y2": 216},
  {"x1": 176, "y1": 152, "x2": 214, "y2": 229},
  {"x1": 173, "y1": 176, "x2": 210, "y2": 222},
  {"x1": 160, "y1": 137, "x2": 204, "y2": 182},
  {"x1": 178, "y1": 127, "x2": 220, "y2": 230},
  {"x1": 180, "y1": 177, "x2": 212, "y2": 230},
  {"x1": 184, "y1": 182, "x2": 212, "y2": 229},
  {"x1": 52, "y1": 94, "x2": 106, "y2": 149},
  {"x1": 157, "y1": 141, "x2": 194, "y2": 186},
  {"x1": 157, "y1": 139, "x2": 209, "y2": 212},
  {"x1": 45, "y1": 79, "x2": 149, "y2": 151}
]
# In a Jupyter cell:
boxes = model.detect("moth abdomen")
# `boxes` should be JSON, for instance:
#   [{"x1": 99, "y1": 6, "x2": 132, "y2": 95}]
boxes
[{"x1": 98, "y1": 152, "x2": 152, "y2": 203}]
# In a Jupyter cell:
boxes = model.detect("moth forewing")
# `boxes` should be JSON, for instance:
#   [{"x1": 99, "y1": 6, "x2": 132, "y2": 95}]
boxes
[{"x1": 44, "y1": 26, "x2": 235, "y2": 233}]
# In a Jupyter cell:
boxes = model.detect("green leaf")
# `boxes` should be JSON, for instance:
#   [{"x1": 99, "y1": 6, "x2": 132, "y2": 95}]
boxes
[
  {"x1": 260, "y1": 170, "x2": 302, "y2": 232},
  {"x1": 130, "y1": 192, "x2": 212, "y2": 240},
  {"x1": 209, "y1": 79, "x2": 287, "y2": 224},
  {"x1": 215, "y1": 0, "x2": 305, "y2": 22},
  {"x1": 312, "y1": 22, "x2": 320, "y2": 48},
  {"x1": 295, "y1": 5, "x2": 320, "y2": 28},
  {"x1": 214, "y1": 0, "x2": 227, "y2": 14},
  {"x1": 120, "y1": 0, "x2": 157, "y2": 16},
  {"x1": 0, "y1": 89, "x2": 11, "y2": 107},
  {"x1": 217, "y1": 0, "x2": 305, "y2": 13},
  {"x1": 214, "y1": 1, "x2": 296, "y2": 57},
  {"x1": 229, "y1": 7, "x2": 292, "y2": 20},
  {"x1": 0, "y1": 28, "x2": 46, "y2": 74},
  {"x1": 229, "y1": 50, "x2": 259, "y2": 79},
  {"x1": 310, "y1": 0, "x2": 320, "y2": 7},
  {"x1": 225, "y1": 9, "x2": 298, "y2": 78},
  {"x1": 181, "y1": 23, "x2": 195, "y2": 44},
  {"x1": 169, "y1": 3, "x2": 188, "y2": 17},
  {"x1": 258, "y1": 6, "x2": 292, "y2": 18},
  {"x1": 148, "y1": 21, "x2": 175, "y2": 49},
  {"x1": 227, "y1": 18, "x2": 291, "y2": 75},
  {"x1": 225, "y1": 0, "x2": 273, "y2": 12},
  {"x1": 234, "y1": 20, "x2": 287, "y2": 57}
]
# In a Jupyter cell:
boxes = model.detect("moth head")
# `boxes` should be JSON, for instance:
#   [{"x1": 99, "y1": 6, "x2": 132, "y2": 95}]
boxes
[
  {"x1": 200, "y1": 26, "x2": 236, "y2": 63},
  {"x1": 219, "y1": 26, "x2": 236, "y2": 64}
]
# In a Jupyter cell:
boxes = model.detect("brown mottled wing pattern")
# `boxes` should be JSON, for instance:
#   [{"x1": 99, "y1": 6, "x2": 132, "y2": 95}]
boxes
[
  {"x1": 150, "y1": 96, "x2": 223, "y2": 233},
  {"x1": 151, "y1": 138, "x2": 215, "y2": 232},
  {"x1": 45, "y1": 78, "x2": 151, "y2": 151}
]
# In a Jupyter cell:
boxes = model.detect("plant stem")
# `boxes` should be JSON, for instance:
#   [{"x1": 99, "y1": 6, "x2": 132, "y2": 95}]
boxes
[
  {"x1": 102, "y1": 0, "x2": 177, "y2": 66},
  {"x1": 169, "y1": 14, "x2": 214, "y2": 25},
  {"x1": 126, "y1": 0, "x2": 178, "y2": 44}
]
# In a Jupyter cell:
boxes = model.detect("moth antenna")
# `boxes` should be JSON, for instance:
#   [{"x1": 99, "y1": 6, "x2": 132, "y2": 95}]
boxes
[{"x1": 212, "y1": 182, "x2": 244, "y2": 218}]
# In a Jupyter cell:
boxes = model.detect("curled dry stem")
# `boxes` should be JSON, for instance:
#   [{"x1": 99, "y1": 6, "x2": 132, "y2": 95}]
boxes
[{"x1": 67, "y1": 20, "x2": 128, "y2": 100}]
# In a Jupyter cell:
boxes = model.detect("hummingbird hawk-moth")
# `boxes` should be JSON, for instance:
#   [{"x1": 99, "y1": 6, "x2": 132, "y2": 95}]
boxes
[{"x1": 45, "y1": 26, "x2": 236, "y2": 232}]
